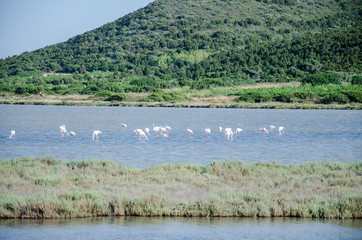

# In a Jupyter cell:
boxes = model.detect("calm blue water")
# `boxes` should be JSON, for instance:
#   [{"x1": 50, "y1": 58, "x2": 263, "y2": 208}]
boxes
[
  {"x1": 0, "y1": 105, "x2": 361, "y2": 167},
  {"x1": 0, "y1": 217, "x2": 361, "y2": 240}
]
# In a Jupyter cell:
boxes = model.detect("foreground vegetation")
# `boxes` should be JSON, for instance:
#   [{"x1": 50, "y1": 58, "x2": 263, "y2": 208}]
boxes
[{"x1": 0, "y1": 158, "x2": 361, "y2": 219}]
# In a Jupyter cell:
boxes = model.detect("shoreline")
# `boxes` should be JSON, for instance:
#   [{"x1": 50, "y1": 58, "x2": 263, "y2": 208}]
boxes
[
  {"x1": 1, "y1": 99, "x2": 361, "y2": 110},
  {"x1": 1, "y1": 158, "x2": 361, "y2": 219}
]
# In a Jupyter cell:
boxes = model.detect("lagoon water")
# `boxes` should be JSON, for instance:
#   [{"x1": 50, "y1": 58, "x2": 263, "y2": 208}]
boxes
[
  {"x1": 1, "y1": 217, "x2": 362, "y2": 240},
  {"x1": 0, "y1": 105, "x2": 361, "y2": 167},
  {"x1": 0, "y1": 105, "x2": 362, "y2": 239}
]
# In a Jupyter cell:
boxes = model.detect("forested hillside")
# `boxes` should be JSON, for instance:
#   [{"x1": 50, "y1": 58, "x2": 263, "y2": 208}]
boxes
[{"x1": 0, "y1": 0, "x2": 361, "y2": 90}]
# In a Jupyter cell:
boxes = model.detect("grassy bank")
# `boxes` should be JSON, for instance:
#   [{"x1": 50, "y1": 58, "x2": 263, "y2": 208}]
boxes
[{"x1": 0, "y1": 158, "x2": 361, "y2": 219}]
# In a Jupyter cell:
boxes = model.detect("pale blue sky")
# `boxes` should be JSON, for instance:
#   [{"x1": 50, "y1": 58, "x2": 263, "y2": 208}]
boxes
[{"x1": 0, "y1": 0, "x2": 154, "y2": 59}]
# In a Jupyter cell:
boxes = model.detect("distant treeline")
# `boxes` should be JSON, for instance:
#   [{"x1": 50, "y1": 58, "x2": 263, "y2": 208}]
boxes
[{"x1": 1, "y1": 27, "x2": 360, "y2": 85}]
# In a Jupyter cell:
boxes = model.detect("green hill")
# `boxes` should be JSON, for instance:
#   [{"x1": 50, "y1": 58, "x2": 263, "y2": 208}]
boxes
[{"x1": 0, "y1": 0, "x2": 361, "y2": 89}]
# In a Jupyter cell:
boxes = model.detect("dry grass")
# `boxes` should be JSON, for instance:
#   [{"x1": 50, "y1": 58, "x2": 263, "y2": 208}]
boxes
[
  {"x1": 192, "y1": 96, "x2": 239, "y2": 103},
  {"x1": 236, "y1": 82, "x2": 302, "y2": 89},
  {"x1": 0, "y1": 158, "x2": 361, "y2": 219}
]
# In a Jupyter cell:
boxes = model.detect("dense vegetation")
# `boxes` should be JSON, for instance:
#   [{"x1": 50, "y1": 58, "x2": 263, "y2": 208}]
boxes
[
  {"x1": 0, "y1": 157, "x2": 361, "y2": 219},
  {"x1": 234, "y1": 84, "x2": 362, "y2": 104},
  {"x1": 0, "y1": 0, "x2": 361, "y2": 89},
  {"x1": 1, "y1": 70, "x2": 361, "y2": 106}
]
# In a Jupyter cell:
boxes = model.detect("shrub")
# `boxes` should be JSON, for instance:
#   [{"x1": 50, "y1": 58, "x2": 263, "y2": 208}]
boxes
[
  {"x1": 286, "y1": 67, "x2": 307, "y2": 78},
  {"x1": 320, "y1": 93, "x2": 350, "y2": 104},
  {"x1": 50, "y1": 85, "x2": 66, "y2": 94},
  {"x1": 142, "y1": 90, "x2": 188, "y2": 102},
  {"x1": 15, "y1": 85, "x2": 42, "y2": 94},
  {"x1": 0, "y1": 85, "x2": 14, "y2": 92},
  {"x1": 95, "y1": 90, "x2": 115, "y2": 97},
  {"x1": 351, "y1": 75, "x2": 362, "y2": 85},
  {"x1": 294, "y1": 90, "x2": 316, "y2": 100},
  {"x1": 343, "y1": 89, "x2": 362, "y2": 103},
  {"x1": 302, "y1": 73, "x2": 341, "y2": 86},
  {"x1": 106, "y1": 93, "x2": 129, "y2": 101},
  {"x1": 129, "y1": 77, "x2": 159, "y2": 92},
  {"x1": 81, "y1": 85, "x2": 100, "y2": 94},
  {"x1": 238, "y1": 92, "x2": 260, "y2": 103},
  {"x1": 275, "y1": 92, "x2": 297, "y2": 103}
]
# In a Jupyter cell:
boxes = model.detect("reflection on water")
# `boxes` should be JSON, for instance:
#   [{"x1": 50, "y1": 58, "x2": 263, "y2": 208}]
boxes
[
  {"x1": 0, "y1": 105, "x2": 361, "y2": 168},
  {"x1": 1, "y1": 217, "x2": 361, "y2": 240}
]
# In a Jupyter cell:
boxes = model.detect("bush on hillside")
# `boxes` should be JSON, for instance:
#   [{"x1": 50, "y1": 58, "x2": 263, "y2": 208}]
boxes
[
  {"x1": 105, "y1": 93, "x2": 129, "y2": 101},
  {"x1": 142, "y1": 89, "x2": 188, "y2": 102},
  {"x1": 351, "y1": 75, "x2": 362, "y2": 85},
  {"x1": 302, "y1": 73, "x2": 341, "y2": 86}
]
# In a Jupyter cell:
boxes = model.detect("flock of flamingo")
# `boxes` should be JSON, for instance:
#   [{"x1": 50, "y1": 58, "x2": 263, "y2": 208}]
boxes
[
  {"x1": 8, "y1": 123, "x2": 285, "y2": 141},
  {"x1": 7, "y1": 124, "x2": 285, "y2": 141}
]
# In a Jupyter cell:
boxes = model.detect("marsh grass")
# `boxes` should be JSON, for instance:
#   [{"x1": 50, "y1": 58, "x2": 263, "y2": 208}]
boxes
[{"x1": 0, "y1": 158, "x2": 361, "y2": 219}]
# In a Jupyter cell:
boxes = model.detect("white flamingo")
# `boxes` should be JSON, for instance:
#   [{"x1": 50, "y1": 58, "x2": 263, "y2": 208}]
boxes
[
  {"x1": 269, "y1": 125, "x2": 276, "y2": 134},
  {"x1": 160, "y1": 133, "x2": 168, "y2": 138},
  {"x1": 205, "y1": 128, "x2": 211, "y2": 136},
  {"x1": 9, "y1": 130, "x2": 15, "y2": 138},
  {"x1": 59, "y1": 124, "x2": 67, "y2": 137},
  {"x1": 145, "y1": 128, "x2": 150, "y2": 136},
  {"x1": 187, "y1": 128, "x2": 193, "y2": 138},
  {"x1": 134, "y1": 129, "x2": 148, "y2": 141},
  {"x1": 225, "y1": 130, "x2": 233, "y2": 141},
  {"x1": 92, "y1": 130, "x2": 102, "y2": 140},
  {"x1": 160, "y1": 127, "x2": 167, "y2": 134},
  {"x1": 224, "y1": 128, "x2": 232, "y2": 133},
  {"x1": 153, "y1": 124, "x2": 161, "y2": 134},
  {"x1": 279, "y1": 126, "x2": 285, "y2": 135},
  {"x1": 235, "y1": 128, "x2": 243, "y2": 133},
  {"x1": 260, "y1": 128, "x2": 269, "y2": 136},
  {"x1": 67, "y1": 131, "x2": 76, "y2": 137}
]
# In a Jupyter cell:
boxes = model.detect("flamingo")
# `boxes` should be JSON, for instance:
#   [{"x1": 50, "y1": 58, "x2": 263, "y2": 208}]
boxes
[
  {"x1": 165, "y1": 125, "x2": 172, "y2": 132},
  {"x1": 121, "y1": 123, "x2": 127, "y2": 128},
  {"x1": 59, "y1": 124, "x2": 67, "y2": 137},
  {"x1": 225, "y1": 130, "x2": 233, "y2": 141},
  {"x1": 145, "y1": 128, "x2": 150, "y2": 136},
  {"x1": 160, "y1": 127, "x2": 167, "y2": 134},
  {"x1": 67, "y1": 131, "x2": 76, "y2": 137},
  {"x1": 160, "y1": 133, "x2": 168, "y2": 138},
  {"x1": 134, "y1": 129, "x2": 148, "y2": 141},
  {"x1": 187, "y1": 128, "x2": 193, "y2": 138},
  {"x1": 279, "y1": 126, "x2": 285, "y2": 135},
  {"x1": 205, "y1": 128, "x2": 211, "y2": 136},
  {"x1": 92, "y1": 130, "x2": 102, "y2": 140},
  {"x1": 224, "y1": 128, "x2": 232, "y2": 133},
  {"x1": 153, "y1": 124, "x2": 161, "y2": 134},
  {"x1": 235, "y1": 128, "x2": 243, "y2": 133},
  {"x1": 260, "y1": 128, "x2": 269, "y2": 136},
  {"x1": 219, "y1": 126, "x2": 223, "y2": 132},
  {"x1": 269, "y1": 125, "x2": 276, "y2": 134},
  {"x1": 9, "y1": 130, "x2": 15, "y2": 138}
]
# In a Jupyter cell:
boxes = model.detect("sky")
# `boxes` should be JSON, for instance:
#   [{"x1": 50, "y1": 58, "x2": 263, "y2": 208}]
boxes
[{"x1": 0, "y1": 0, "x2": 155, "y2": 59}]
